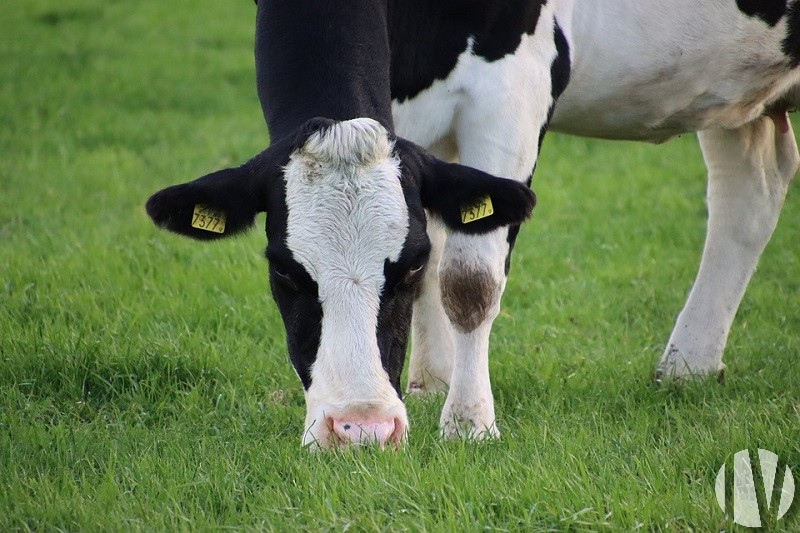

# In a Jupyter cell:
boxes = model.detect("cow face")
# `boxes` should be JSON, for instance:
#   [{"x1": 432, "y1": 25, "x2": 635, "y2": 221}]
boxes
[{"x1": 146, "y1": 117, "x2": 535, "y2": 449}]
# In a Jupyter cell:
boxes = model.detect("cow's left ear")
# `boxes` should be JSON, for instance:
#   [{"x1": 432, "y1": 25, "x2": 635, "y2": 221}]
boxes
[{"x1": 415, "y1": 154, "x2": 536, "y2": 234}]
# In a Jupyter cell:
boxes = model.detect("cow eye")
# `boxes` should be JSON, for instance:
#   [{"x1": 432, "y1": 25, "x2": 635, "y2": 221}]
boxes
[
  {"x1": 272, "y1": 268, "x2": 298, "y2": 291},
  {"x1": 401, "y1": 263, "x2": 426, "y2": 286},
  {"x1": 408, "y1": 263, "x2": 425, "y2": 276}
]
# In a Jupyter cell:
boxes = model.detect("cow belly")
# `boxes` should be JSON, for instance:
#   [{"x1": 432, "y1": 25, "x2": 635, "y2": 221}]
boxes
[
  {"x1": 550, "y1": 0, "x2": 800, "y2": 142},
  {"x1": 551, "y1": 68, "x2": 800, "y2": 143}
]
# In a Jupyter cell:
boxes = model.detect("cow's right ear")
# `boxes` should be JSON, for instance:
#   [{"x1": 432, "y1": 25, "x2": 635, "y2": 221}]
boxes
[{"x1": 394, "y1": 138, "x2": 536, "y2": 234}]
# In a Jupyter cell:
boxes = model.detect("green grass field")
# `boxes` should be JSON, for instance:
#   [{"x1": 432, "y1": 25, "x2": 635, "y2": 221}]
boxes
[{"x1": 2, "y1": 1, "x2": 799, "y2": 530}]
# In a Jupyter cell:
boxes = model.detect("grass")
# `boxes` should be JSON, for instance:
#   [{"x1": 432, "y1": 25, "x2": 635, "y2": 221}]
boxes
[{"x1": 1, "y1": 0, "x2": 799, "y2": 530}]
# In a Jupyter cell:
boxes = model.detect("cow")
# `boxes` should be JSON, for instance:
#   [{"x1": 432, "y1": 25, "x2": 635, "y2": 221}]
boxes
[
  {"x1": 397, "y1": 0, "x2": 800, "y2": 436},
  {"x1": 145, "y1": 0, "x2": 539, "y2": 449},
  {"x1": 148, "y1": 0, "x2": 800, "y2": 447}
]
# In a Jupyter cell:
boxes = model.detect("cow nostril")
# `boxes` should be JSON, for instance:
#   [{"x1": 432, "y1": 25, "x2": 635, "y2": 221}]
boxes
[{"x1": 332, "y1": 418, "x2": 397, "y2": 448}]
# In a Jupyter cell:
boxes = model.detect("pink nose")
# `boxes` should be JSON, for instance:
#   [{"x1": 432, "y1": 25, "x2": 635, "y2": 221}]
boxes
[{"x1": 331, "y1": 418, "x2": 400, "y2": 448}]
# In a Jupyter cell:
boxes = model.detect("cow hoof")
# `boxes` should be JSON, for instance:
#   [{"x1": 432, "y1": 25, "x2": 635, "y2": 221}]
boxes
[
  {"x1": 440, "y1": 417, "x2": 500, "y2": 440},
  {"x1": 439, "y1": 403, "x2": 499, "y2": 440},
  {"x1": 406, "y1": 378, "x2": 449, "y2": 396},
  {"x1": 406, "y1": 367, "x2": 451, "y2": 395},
  {"x1": 655, "y1": 345, "x2": 725, "y2": 384}
]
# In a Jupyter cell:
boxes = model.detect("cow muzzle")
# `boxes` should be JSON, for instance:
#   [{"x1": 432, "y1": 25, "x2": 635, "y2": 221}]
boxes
[
  {"x1": 302, "y1": 400, "x2": 408, "y2": 450},
  {"x1": 331, "y1": 416, "x2": 406, "y2": 449}
]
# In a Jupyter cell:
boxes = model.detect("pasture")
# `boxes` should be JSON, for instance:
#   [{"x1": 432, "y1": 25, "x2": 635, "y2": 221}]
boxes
[{"x1": 2, "y1": 0, "x2": 799, "y2": 530}]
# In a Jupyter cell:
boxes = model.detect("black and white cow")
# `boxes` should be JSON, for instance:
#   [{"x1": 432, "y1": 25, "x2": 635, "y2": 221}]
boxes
[
  {"x1": 397, "y1": 0, "x2": 800, "y2": 435},
  {"x1": 148, "y1": 0, "x2": 799, "y2": 446},
  {"x1": 146, "y1": 0, "x2": 537, "y2": 448}
]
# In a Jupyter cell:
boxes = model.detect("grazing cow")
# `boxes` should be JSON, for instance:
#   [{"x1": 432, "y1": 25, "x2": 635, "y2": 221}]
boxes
[
  {"x1": 399, "y1": 0, "x2": 800, "y2": 431},
  {"x1": 149, "y1": 0, "x2": 799, "y2": 447},
  {"x1": 146, "y1": 0, "x2": 538, "y2": 448}
]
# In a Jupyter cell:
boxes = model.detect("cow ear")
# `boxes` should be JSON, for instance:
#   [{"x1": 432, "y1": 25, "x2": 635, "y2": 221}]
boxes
[
  {"x1": 146, "y1": 161, "x2": 272, "y2": 241},
  {"x1": 146, "y1": 136, "x2": 293, "y2": 240},
  {"x1": 419, "y1": 158, "x2": 536, "y2": 234}
]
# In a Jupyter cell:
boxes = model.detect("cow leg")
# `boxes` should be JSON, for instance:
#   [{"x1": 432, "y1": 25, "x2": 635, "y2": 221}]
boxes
[
  {"x1": 438, "y1": 227, "x2": 512, "y2": 438},
  {"x1": 657, "y1": 116, "x2": 798, "y2": 379},
  {"x1": 407, "y1": 218, "x2": 455, "y2": 394},
  {"x1": 406, "y1": 138, "x2": 460, "y2": 395},
  {"x1": 437, "y1": 66, "x2": 553, "y2": 439}
]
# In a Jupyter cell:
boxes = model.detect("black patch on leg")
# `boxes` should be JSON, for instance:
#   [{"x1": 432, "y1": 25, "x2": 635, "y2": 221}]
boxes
[
  {"x1": 736, "y1": 0, "x2": 786, "y2": 27},
  {"x1": 505, "y1": 224, "x2": 522, "y2": 275},
  {"x1": 531, "y1": 21, "x2": 573, "y2": 159},
  {"x1": 535, "y1": 21, "x2": 572, "y2": 157},
  {"x1": 504, "y1": 173, "x2": 534, "y2": 276}
]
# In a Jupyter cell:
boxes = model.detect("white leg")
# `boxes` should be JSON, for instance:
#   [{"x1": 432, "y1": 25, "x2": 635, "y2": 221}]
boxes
[
  {"x1": 407, "y1": 219, "x2": 454, "y2": 394},
  {"x1": 395, "y1": 6, "x2": 563, "y2": 436},
  {"x1": 436, "y1": 40, "x2": 555, "y2": 437},
  {"x1": 438, "y1": 229, "x2": 509, "y2": 438},
  {"x1": 658, "y1": 117, "x2": 798, "y2": 379}
]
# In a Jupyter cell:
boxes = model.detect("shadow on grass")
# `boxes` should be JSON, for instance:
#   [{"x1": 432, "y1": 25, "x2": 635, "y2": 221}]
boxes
[{"x1": 35, "y1": 8, "x2": 104, "y2": 27}]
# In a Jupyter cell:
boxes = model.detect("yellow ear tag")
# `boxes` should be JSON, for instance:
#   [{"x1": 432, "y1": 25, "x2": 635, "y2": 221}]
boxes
[
  {"x1": 460, "y1": 195, "x2": 494, "y2": 224},
  {"x1": 191, "y1": 204, "x2": 227, "y2": 234}
]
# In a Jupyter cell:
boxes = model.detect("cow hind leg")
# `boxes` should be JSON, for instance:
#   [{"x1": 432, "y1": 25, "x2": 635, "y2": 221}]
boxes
[
  {"x1": 657, "y1": 116, "x2": 798, "y2": 380},
  {"x1": 407, "y1": 219, "x2": 455, "y2": 394}
]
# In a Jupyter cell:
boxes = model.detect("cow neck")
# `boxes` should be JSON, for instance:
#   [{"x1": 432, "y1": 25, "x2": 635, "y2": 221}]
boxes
[{"x1": 255, "y1": 0, "x2": 395, "y2": 141}]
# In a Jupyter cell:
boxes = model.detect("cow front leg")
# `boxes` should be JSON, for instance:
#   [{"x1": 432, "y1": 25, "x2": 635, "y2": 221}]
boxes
[
  {"x1": 407, "y1": 219, "x2": 455, "y2": 394},
  {"x1": 418, "y1": 4, "x2": 565, "y2": 435},
  {"x1": 658, "y1": 116, "x2": 798, "y2": 379},
  {"x1": 437, "y1": 229, "x2": 509, "y2": 438}
]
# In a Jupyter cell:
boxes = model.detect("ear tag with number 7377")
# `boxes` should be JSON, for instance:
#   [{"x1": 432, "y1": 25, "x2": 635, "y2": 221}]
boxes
[
  {"x1": 191, "y1": 204, "x2": 227, "y2": 234},
  {"x1": 460, "y1": 195, "x2": 494, "y2": 224}
]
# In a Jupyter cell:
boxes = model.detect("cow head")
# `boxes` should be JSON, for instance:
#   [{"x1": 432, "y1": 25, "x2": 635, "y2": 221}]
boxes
[{"x1": 146, "y1": 117, "x2": 535, "y2": 449}]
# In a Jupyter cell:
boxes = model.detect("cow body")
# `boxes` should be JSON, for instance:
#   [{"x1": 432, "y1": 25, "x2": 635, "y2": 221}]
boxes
[
  {"x1": 550, "y1": 0, "x2": 800, "y2": 379},
  {"x1": 552, "y1": 1, "x2": 800, "y2": 140},
  {"x1": 398, "y1": 0, "x2": 799, "y2": 424}
]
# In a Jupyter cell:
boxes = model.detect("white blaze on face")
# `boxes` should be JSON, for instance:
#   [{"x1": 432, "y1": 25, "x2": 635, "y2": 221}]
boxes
[{"x1": 283, "y1": 118, "x2": 410, "y2": 448}]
